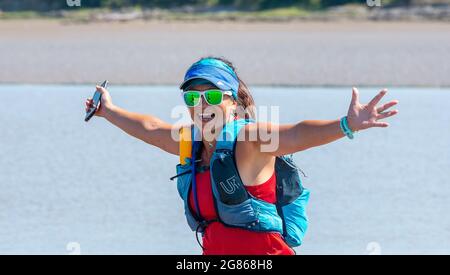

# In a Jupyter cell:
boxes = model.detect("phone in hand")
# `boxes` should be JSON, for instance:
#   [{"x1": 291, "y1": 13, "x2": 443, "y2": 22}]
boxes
[{"x1": 85, "y1": 80, "x2": 108, "y2": 122}]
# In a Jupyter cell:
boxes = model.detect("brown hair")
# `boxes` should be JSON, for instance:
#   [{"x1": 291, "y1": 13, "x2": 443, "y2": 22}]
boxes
[{"x1": 201, "y1": 56, "x2": 256, "y2": 119}]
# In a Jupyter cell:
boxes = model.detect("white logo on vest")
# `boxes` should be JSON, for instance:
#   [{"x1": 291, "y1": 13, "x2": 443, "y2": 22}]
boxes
[{"x1": 219, "y1": 176, "x2": 240, "y2": 194}]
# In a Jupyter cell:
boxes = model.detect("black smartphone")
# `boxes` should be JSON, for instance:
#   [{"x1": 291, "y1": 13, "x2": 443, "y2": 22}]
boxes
[{"x1": 85, "y1": 80, "x2": 108, "y2": 122}]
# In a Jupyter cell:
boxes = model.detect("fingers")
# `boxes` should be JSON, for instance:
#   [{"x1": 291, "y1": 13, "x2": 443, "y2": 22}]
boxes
[
  {"x1": 377, "y1": 100, "x2": 398, "y2": 113},
  {"x1": 351, "y1": 87, "x2": 359, "y2": 105},
  {"x1": 376, "y1": 109, "x2": 399, "y2": 120},
  {"x1": 368, "y1": 88, "x2": 388, "y2": 108},
  {"x1": 369, "y1": 121, "x2": 389, "y2": 128},
  {"x1": 96, "y1": 85, "x2": 107, "y2": 94},
  {"x1": 85, "y1": 98, "x2": 93, "y2": 112}
]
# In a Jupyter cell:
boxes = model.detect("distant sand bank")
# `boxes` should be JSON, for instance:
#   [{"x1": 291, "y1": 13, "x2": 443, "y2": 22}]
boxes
[{"x1": 0, "y1": 19, "x2": 449, "y2": 86}]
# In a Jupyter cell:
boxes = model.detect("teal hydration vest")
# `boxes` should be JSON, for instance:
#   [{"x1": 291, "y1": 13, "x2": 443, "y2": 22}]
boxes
[{"x1": 172, "y1": 119, "x2": 310, "y2": 247}]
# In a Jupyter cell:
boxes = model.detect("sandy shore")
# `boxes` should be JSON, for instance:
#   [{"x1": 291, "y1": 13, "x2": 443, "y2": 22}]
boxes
[{"x1": 0, "y1": 19, "x2": 449, "y2": 86}]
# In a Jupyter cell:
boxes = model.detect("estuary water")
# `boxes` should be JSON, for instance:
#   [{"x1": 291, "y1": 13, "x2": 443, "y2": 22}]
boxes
[{"x1": 0, "y1": 85, "x2": 448, "y2": 254}]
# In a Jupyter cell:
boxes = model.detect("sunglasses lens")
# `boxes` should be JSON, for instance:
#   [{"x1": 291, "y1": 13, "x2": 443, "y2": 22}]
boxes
[
  {"x1": 205, "y1": 90, "x2": 223, "y2": 105},
  {"x1": 183, "y1": 91, "x2": 201, "y2": 107}
]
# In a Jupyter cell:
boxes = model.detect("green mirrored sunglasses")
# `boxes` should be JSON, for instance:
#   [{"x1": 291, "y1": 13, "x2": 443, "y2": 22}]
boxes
[{"x1": 182, "y1": 89, "x2": 233, "y2": 107}]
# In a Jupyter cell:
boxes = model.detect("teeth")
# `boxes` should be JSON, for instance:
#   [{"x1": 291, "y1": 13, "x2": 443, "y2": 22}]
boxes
[{"x1": 199, "y1": 113, "x2": 214, "y2": 119}]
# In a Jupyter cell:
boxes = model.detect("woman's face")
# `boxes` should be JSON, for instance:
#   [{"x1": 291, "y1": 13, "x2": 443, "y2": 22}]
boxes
[{"x1": 187, "y1": 83, "x2": 237, "y2": 140}]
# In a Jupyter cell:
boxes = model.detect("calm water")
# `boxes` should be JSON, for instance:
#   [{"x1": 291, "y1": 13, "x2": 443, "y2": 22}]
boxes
[{"x1": 0, "y1": 85, "x2": 449, "y2": 254}]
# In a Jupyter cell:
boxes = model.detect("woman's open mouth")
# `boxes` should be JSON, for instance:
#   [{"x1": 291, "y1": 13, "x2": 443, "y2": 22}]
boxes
[{"x1": 198, "y1": 112, "x2": 215, "y2": 123}]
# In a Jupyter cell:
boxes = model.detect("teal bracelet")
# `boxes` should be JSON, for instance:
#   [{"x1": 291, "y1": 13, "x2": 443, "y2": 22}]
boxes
[{"x1": 340, "y1": 116, "x2": 354, "y2": 139}]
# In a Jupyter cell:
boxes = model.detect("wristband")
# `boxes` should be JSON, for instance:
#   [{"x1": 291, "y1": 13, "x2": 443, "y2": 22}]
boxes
[{"x1": 340, "y1": 116, "x2": 354, "y2": 139}]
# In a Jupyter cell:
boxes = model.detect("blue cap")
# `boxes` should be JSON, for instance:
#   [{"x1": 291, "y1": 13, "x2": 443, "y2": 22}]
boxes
[{"x1": 180, "y1": 58, "x2": 239, "y2": 99}]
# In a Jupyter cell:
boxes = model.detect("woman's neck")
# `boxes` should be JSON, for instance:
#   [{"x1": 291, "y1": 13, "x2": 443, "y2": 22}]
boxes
[
  {"x1": 199, "y1": 116, "x2": 238, "y2": 165},
  {"x1": 200, "y1": 140, "x2": 215, "y2": 166}
]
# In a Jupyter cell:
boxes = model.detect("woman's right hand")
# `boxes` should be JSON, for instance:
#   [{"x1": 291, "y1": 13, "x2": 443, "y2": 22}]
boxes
[{"x1": 85, "y1": 85, "x2": 114, "y2": 118}]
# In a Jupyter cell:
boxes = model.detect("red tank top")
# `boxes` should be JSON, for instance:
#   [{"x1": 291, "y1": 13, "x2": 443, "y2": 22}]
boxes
[{"x1": 189, "y1": 169, "x2": 295, "y2": 255}]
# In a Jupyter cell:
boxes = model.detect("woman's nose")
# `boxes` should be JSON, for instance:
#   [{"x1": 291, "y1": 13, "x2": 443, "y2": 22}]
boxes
[{"x1": 200, "y1": 95, "x2": 208, "y2": 105}]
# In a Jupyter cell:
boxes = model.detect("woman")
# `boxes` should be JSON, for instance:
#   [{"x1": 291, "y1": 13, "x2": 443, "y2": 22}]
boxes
[{"x1": 85, "y1": 57, "x2": 399, "y2": 255}]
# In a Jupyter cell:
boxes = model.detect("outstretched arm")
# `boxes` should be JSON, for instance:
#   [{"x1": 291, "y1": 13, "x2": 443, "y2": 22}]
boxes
[
  {"x1": 248, "y1": 88, "x2": 399, "y2": 156},
  {"x1": 85, "y1": 86, "x2": 179, "y2": 155}
]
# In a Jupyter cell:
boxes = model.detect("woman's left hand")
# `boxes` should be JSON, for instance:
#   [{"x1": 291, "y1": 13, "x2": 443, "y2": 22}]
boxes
[{"x1": 347, "y1": 87, "x2": 399, "y2": 132}]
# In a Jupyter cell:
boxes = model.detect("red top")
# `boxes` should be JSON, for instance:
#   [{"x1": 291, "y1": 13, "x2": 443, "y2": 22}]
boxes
[{"x1": 189, "y1": 169, "x2": 295, "y2": 255}]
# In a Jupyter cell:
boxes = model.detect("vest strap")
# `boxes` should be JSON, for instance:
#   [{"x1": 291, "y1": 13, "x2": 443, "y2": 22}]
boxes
[{"x1": 216, "y1": 119, "x2": 255, "y2": 151}]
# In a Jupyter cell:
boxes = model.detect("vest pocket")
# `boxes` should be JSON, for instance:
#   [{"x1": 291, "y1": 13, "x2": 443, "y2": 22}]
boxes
[
  {"x1": 275, "y1": 156, "x2": 303, "y2": 206},
  {"x1": 175, "y1": 163, "x2": 201, "y2": 232},
  {"x1": 185, "y1": 208, "x2": 200, "y2": 232},
  {"x1": 280, "y1": 188, "x2": 310, "y2": 247},
  {"x1": 211, "y1": 151, "x2": 249, "y2": 205},
  {"x1": 250, "y1": 199, "x2": 283, "y2": 233},
  {"x1": 175, "y1": 163, "x2": 192, "y2": 199},
  {"x1": 215, "y1": 198, "x2": 258, "y2": 227}
]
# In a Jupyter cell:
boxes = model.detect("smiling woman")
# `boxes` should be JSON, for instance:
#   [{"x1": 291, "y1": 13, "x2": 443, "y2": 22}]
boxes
[
  {"x1": 84, "y1": 56, "x2": 399, "y2": 255},
  {"x1": 180, "y1": 57, "x2": 257, "y2": 120}
]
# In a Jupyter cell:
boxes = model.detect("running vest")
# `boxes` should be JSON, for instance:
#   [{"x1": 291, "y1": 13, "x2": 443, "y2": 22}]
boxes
[{"x1": 172, "y1": 119, "x2": 310, "y2": 247}]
